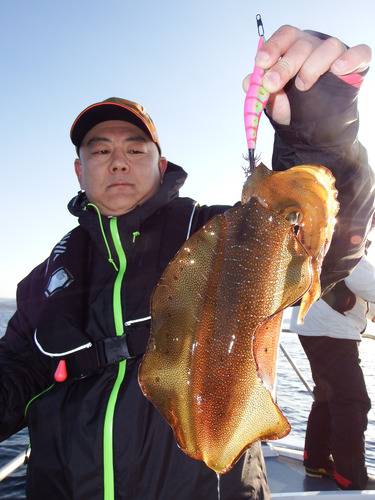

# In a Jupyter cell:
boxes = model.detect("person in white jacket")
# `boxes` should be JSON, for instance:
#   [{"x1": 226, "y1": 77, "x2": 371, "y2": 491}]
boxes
[{"x1": 290, "y1": 251, "x2": 375, "y2": 490}]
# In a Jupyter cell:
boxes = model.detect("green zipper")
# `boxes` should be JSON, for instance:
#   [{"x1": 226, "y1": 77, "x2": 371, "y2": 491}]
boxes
[{"x1": 103, "y1": 217, "x2": 128, "y2": 500}]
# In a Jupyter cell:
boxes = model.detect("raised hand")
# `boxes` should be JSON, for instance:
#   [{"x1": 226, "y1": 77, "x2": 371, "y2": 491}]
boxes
[{"x1": 243, "y1": 25, "x2": 372, "y2": 125}]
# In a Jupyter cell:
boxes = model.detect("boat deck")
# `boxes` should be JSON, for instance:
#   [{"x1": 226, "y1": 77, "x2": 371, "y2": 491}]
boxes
[{"x1": 264, "y1": 442, "x2": 375, "y2": 498}]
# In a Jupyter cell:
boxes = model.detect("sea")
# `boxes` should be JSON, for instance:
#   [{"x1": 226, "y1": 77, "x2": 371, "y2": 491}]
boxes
[{"x1": 0, "y1": 299, "x2": 374, "y2": 498}]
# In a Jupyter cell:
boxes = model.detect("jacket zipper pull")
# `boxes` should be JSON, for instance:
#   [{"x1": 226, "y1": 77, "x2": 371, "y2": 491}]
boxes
[
  {"x1": 132, "y1": 231, "x2": 140, "y2": 243},
  {"x1": 54, "y1": 359, "x2": 68, "y2": 382}
]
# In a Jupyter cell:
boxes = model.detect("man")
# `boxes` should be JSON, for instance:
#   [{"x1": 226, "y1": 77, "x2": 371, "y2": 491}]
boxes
[
  {"x1": 0, "y1": 26, "x2": 374, "y2": 499},
  {"x1": 290, "y1": 249, "x2": 375, "y2": 490}
]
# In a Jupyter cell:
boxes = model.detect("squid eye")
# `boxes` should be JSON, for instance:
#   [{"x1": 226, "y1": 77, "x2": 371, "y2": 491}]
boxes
[{"x1": 285, "y1": 211, "x2": 301, "y2": 225}]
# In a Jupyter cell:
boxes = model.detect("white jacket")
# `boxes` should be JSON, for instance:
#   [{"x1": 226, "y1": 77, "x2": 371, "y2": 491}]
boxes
[{"x1": 289, "y1": 256, "x2": 375, "y2": 341}]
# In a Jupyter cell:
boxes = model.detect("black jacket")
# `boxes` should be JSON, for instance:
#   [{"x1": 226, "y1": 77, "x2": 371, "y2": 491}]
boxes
[{"x1": 1, "y1": 72, "x2": 374, "y2": 500}]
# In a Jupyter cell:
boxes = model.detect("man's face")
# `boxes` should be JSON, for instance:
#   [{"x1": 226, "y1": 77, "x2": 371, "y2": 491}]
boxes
[{"x1": 74, "y1": 120, "x2": 167, "y2": 216}]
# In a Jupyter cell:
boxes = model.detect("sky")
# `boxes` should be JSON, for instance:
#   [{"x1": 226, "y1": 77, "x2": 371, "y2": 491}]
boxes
[{"x1": 0, "y1": 0, "x2": 374, "y2": 298}]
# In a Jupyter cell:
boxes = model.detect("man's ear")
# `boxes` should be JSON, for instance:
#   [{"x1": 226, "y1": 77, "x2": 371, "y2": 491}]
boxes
[
  {"x1": 159, "y1": 157, "x2": 168, "y2": 177},
  {"x1": 74, "y1": 159, "x2": 83, "y2": 187}
]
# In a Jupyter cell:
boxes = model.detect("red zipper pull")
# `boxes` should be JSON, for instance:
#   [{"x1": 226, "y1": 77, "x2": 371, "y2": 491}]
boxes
[{"x1": 54, "y1": 359, "x2": 68, "y2": 382}]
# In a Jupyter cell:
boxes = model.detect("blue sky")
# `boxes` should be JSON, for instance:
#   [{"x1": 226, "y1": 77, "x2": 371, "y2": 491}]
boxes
[{"x1": 1, "y1": 0, "x2": 374, "y2": 297}]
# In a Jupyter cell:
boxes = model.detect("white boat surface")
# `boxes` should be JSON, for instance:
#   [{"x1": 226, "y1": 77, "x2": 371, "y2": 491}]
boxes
[{"x1": 264, "y1": 439, "x2": 375, "y2": 498}]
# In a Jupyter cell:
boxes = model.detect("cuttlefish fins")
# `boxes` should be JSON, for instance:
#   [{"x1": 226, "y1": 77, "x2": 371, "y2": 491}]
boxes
[
  {"x1": 253, "y1": 312, "x2": 283, "y2": 392},
  {"x1": 139, "y1": 198, "x2": 311, "y2": 473}
]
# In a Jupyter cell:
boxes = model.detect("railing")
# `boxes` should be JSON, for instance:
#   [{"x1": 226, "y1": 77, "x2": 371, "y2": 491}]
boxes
[
  {"x1": 279, "y1": 342, "x2": 313, "y2": 395},
  {"x1": 0, "y1": 446, "x2": 30, "y2": 482}
]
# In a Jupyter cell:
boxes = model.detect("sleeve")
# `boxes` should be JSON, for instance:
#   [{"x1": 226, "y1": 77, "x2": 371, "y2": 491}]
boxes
[
  {"x1": 268, "y1": 71, "x2": 375, "y2": 293},
  {"x1": 0, "y1": 266, "x2": 54, "y2": 442},
  {"x1": 345, "y1": 256, "x2": 375, "y2": 302},
  {"x1": 367, "y1": 302, "x2": 375, "y2": 322}
]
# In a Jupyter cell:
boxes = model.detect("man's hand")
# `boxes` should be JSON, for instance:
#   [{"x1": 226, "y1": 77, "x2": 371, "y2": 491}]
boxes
[{"x1": 242, "y1": 25, "x2": 372, "y2": 125}]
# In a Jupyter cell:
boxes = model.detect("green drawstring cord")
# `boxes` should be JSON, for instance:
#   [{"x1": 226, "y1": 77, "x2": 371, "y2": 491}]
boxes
[
  {"x1": 24, "y1": 383, "x2": 55, "y2": 417},
  {"x1": 132, "y1": 231, "x2": 140, "y2": 243},
  {"x1": 87, "y1": 203, "x2": 119, "y2": 271}
]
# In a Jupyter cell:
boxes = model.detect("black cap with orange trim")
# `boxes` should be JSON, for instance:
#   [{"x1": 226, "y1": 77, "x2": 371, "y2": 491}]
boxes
[{"x1": 70, "y1": 97, "x2": 161, "y2": 153}]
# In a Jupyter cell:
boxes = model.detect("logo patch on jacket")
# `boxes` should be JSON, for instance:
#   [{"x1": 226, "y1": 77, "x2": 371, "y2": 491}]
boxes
[
  {"x1": 51, "y1": 231, "x2": 72, "y2": 262},
  {"x1": 45, "y1": 267, "x2": 74, "y2": 297}
]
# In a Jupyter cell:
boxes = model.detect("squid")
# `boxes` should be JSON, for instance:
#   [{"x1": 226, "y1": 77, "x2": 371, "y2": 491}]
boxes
[{"x1": 138, "y1": 163, "x2": 339, "y2": 474}]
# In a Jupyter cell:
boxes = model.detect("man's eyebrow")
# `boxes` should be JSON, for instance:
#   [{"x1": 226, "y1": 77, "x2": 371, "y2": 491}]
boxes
[
  {"x1": 86, "y1": 136, "x2": 111, "y2": 147},
  {"x1": 125, "y1": 135, "x2": 147, "y2": 143}
]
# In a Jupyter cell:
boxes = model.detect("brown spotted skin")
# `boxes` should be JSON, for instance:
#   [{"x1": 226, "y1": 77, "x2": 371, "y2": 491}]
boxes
[
  {"x1": 138, "y1": 164, "x2": 338, "y2": 473},
  {"x1": 242, "y1": 163, "x2": 339, "y2": 322}
]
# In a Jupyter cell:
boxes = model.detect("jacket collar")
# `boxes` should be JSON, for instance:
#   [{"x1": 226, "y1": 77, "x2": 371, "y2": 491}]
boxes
[{"x1": 67, "y1": 161, "x2": 188, "y2": 251}]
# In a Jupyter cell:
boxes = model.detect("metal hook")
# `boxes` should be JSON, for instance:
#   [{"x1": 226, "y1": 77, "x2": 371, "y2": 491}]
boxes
[{"x1": 256, "y1": 14, "x2": 265, "y2": 37}]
